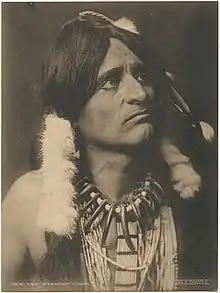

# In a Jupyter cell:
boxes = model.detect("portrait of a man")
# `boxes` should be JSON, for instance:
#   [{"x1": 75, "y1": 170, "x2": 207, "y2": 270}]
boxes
[{"x1": 2, "y1": 2, "x2": 217, "y2": 291}]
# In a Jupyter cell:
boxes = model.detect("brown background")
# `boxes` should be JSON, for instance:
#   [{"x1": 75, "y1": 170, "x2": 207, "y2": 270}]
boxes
[{"x1": 2, "y1": 1, "x2": 218, "y2": 287}]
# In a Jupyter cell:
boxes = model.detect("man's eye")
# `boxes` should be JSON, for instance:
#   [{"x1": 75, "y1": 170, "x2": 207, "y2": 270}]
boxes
[
  {"x1": 102, "y1": 78, "x2": 119, "y2": 89},
  {"x1": 136, "y1": 73, "x2": 147, "y2": 84}
]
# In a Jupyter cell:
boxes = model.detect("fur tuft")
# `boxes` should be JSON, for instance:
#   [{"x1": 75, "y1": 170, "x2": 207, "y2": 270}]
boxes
[
  {"x1": 113, "y1": 17, "x2": 139, "y2": 34},
  {"x1": 37, "y1": 113, "x2": 78, "y2": 236},
  {"x1": 160, "y1": 140, "x2": 201, "y2": 199}
]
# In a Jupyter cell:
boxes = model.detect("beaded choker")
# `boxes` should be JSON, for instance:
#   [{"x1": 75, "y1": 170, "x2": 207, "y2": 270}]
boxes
[{"x1": 76, "y1": 174, "x2": 164, "y2": 250}]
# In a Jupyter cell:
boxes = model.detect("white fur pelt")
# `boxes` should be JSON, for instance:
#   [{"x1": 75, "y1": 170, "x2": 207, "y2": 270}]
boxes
[
  {"x1": 37, "y1": 113, "x2": 78, "y2": 236},
  {"x1": 160, "y1": 139, "x2": 201, "y2": 199}
]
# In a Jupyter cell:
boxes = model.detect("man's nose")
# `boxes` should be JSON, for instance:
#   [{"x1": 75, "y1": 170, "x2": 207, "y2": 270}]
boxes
[{"x1": 123, "y1": 75, "x2": 154, "y2": 105}]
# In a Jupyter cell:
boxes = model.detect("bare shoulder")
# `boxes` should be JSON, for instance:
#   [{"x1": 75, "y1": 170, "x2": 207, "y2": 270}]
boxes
[
  {"x1": 2, "y1": 170, "x2": 44, "y2": 218},
  {"x1": 2, "y1": 170, "x2": 47, "y2": 287}
]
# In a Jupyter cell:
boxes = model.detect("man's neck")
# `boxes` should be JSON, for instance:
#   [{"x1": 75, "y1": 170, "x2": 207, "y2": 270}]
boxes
[{"x1": 85, "y1": 144, "x2": 150, "y2": 204}]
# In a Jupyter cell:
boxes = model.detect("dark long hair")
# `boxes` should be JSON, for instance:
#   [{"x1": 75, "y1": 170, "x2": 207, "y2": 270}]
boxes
[{"x1": 40, "y1": 14, "x2": 166, "y2": 124}]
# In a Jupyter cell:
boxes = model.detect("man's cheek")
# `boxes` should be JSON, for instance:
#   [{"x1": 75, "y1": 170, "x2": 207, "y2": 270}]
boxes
[{"x1": 88, "y1": 110, "x2": 111, "y2": 136}]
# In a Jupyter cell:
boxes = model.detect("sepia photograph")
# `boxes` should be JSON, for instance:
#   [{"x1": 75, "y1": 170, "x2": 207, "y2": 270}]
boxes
[{"x1": 2, "y1": 1, "x2": 218, "y2": 291}]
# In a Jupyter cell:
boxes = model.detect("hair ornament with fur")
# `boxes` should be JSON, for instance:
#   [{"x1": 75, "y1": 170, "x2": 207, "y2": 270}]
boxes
[{"x1": 78, "y1": 10, "x2": 139, "y2": 35}]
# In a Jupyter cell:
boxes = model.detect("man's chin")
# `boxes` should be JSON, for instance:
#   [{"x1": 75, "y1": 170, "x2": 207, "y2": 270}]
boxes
[
  {"x1": 121, "y1": 123, "x2": 154, "y2": 147},
  {"x1": 134, "y1": 123, "x2": 154, "y2": 142}
]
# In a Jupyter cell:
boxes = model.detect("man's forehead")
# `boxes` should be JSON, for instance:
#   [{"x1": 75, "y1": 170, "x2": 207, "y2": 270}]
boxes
[{"x1": 98, "y1": 38, "x2": 142, "y2": 76}]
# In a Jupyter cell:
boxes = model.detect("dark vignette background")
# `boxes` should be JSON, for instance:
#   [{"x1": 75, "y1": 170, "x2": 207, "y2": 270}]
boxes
[{"x1": 2, "y1": 1, "x2": 218, "y2": 289}]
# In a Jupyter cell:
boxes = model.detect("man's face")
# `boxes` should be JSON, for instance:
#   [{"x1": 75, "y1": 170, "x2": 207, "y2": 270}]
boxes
[{"x1": 79, "y1": 38, "x2": 160, "y2": 149}]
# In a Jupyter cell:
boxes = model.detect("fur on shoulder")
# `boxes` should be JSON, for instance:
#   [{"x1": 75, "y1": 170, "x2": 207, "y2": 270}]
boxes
[{"x1": 37, "y1": 113, "x2": 78, "y2": 237}]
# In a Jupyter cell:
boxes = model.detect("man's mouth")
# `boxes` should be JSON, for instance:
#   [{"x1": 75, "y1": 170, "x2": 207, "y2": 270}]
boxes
[{"x1": 124, "y1": 110, "x2": 150, "y2": 124}]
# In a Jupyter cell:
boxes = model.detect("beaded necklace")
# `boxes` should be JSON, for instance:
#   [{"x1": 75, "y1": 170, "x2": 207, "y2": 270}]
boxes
[{"x1": 77, "y1": 174, "x2": 178, "y2": 291}]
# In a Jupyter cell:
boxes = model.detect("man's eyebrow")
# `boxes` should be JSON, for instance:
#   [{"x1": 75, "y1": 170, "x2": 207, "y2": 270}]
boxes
[
  {"x1": 96, "y1": 61, "x2": 145, "y2": 87},
  {"x1": 97, "y1": 67, "x2": 123, "y2": 85}
]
